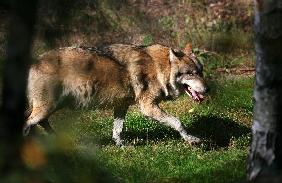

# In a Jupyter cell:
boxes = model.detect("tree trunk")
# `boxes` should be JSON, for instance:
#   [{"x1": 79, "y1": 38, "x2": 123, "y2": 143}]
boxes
[
  {"x1": 248, "y1": 0, "x2": 282, "y2": 182},
  {"x1": 0, "y1": 0, "x2": 38, "y2": 177}
]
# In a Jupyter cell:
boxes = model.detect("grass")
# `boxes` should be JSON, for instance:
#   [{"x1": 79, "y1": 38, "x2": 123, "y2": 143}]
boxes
[
  {"x1": 99, "y1": 143, "x2": 247, "y2": 183},
  {"x1": 16, "y1": 74, "x2": 253, "y2": 183}
]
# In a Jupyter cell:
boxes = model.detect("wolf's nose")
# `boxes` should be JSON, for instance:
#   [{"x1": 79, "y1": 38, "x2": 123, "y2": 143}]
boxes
[{"x1": 204, "y1": 86, "x2": 209, "y2": 93}]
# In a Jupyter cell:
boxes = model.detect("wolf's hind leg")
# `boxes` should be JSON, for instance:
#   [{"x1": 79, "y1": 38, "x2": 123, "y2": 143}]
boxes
[
  {"x1": 112, "y1": 104, "x2": 130, "y2": 146},
  {"x1": 25, "y1": 72, "x2": 60, "y2": 136},
  {"x1": 139, "y1": 100, "x2": 200, "y2": 145},
  {"x1": 24, "y1": 85, "x2": 59, "y2": 136},
  {"x1": 24, "y1": 102, "x2": 55, "y2": 136}
]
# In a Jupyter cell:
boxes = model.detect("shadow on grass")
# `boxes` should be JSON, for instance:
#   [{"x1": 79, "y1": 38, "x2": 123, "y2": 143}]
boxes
[
  {"x1": 114, "y1": 116, "x2": 250, "y2": 148},
  {"x1": 122, "y1": 125, "x2": 180, "y2": 145},
  {"x1": 95, "y1": 125, "x2": 180, "y2": 146},
  {"x1": 187, "y1": 116, "x2": 250, "y2": 148}
]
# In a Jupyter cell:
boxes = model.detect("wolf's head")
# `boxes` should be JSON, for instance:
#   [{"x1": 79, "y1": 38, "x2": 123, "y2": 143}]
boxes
[{"x1": 169, "y1": 44, "x2": 207, "y2": 102}]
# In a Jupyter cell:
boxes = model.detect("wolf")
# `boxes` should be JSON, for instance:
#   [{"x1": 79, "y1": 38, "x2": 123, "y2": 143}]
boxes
[{"x1": 24, "y1": 43, "x2": 208, "y2": 146}]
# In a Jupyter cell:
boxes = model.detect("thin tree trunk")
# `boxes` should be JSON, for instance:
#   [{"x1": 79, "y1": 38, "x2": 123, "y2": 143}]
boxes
[
  {"x1": 0, "y1": 0, "x2": 37, "y2": 177},
  {"x1": 248, "y1": 0, "x2": 282, "y2": 182}
]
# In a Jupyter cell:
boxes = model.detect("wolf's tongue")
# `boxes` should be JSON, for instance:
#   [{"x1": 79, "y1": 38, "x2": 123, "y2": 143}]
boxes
[
  {"x1": 190, "y1": 89, "x2": 200, "y2": 101},
  {"x1": 188, "y1": 86, "x2": 204, "y2": 102}
]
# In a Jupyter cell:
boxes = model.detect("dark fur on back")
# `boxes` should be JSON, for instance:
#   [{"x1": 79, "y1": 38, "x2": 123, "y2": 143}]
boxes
[{"x1": 78, "y1": 44, "x2": 150, "y2": 65}]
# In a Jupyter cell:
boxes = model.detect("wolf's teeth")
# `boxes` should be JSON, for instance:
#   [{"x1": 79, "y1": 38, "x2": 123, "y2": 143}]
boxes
[{"x1": 185, "y1": 90, "x2": 191, "y2": 97}]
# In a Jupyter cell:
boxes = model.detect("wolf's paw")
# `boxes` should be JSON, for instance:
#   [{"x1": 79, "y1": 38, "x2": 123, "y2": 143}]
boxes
[
  {"x1": 183, "y1": 135, "x2": 201, "y2": 146},
  {"x1": 114, "y1": 139, "x2": 125, "y2": 147}
]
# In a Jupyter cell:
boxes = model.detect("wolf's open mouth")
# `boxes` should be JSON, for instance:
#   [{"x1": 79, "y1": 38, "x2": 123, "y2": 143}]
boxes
[{"x1": 183, "y1": 84, "x2": 204, "y2": 102}]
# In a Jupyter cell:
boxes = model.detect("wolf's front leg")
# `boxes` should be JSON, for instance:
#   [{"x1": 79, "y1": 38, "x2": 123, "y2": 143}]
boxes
[
  {"x1": 112, "y1": 104, "x2": 129, "y2": 146},
  {"x1": 139, "y1": 100, "x2": 200, "y2": 145},
  {"x1": 113, "y1": 118, "x2": 124, "y2": 146}
]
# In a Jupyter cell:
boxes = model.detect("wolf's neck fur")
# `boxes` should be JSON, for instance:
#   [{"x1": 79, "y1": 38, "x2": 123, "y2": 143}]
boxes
[{"x1": 145, "y1": 45, "x2": 175, "y2": 97}]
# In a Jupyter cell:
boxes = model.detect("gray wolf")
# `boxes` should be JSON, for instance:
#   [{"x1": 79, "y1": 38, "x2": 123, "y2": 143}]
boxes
[{"x1": 24, "y1": 43, "x2": 208, "y2": 146}]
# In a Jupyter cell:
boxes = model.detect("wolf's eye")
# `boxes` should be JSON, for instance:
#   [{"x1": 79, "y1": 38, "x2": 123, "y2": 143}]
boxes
[
  {"x1": 186, "y1": 71, "x2": 194, "y2": 76},
  {"x1": 176, "y1": 72, "x2": 182, "y2": 77}
]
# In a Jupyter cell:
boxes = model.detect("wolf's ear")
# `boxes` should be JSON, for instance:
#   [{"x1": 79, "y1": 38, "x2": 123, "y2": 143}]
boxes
[
  {"x1": 169, "y1": 49, "x2": 179, "y2": 63},
  {"x1": 183, "y1": 43, "x2": 193, "y2": 55}
]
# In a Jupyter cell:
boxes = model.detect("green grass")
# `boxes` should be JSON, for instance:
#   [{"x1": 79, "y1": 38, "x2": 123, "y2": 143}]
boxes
[
  {"x1": 99, "y1": 144, "x2": 247, "y2": 183},
  {"x1": 17, "y1": 75, "x2": 254, "y2": 183}
]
